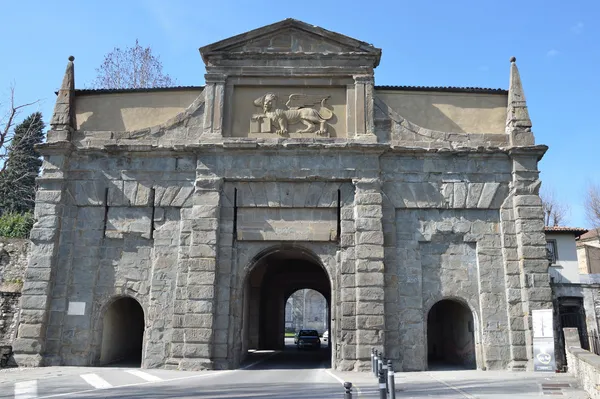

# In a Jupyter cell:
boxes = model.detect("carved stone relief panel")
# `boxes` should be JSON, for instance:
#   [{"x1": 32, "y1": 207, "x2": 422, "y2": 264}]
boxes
[
  {"x1": 227, "y1": 29, "x2": 347, "y2": 54},
  {"x1": 231, "y1": 86, "x2": 346, "y2": 138}
]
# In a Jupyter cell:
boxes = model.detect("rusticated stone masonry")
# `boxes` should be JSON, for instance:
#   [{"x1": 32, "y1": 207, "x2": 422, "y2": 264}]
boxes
[{"x1": 14, "y1": 19, "x2": 552, "y2": 373}]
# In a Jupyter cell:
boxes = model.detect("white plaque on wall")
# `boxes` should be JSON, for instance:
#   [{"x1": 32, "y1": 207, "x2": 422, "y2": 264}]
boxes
[{"x1": 67, "y1": 302, "x2": 86, "y2": 316}]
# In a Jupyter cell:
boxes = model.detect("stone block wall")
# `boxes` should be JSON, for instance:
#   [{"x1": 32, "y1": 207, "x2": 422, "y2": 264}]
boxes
[
  {"x1": 13, "y1": 144, "x2": 551, "y2": 372},
  {"x1": 0, "y1": 292, "x2": 20, "y2": 346},
  {"x1": 0, "y1": 238, "x2": 29, "y2": 356},
  {"x1": 27, "y1": 153, "x2": 196, "y2": 367},
  {"x1": 387, "y1": 209, "x2": 509, "y2": 370},
  {"x1": 380, "y1": 152, "x2": 517, "y2": 371},
  {"x1": 0, "y1": 238, "x2": 29, "y2": 291},
  {"x1": 564, "y1": 327, "x2": 600, "y2": 398}
]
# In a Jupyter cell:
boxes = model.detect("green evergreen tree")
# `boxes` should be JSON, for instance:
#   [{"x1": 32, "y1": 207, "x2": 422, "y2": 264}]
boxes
[{"x1": 0, "y1": 112, "x2": 45, "y2": 213}]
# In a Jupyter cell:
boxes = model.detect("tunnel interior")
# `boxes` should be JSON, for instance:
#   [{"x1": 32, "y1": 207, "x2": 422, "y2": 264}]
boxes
[
  {"x1": 99, "y1": 296, "x2": 145, "y2": 366},
  {"x1": 242, "y1": 248, "x2": 331, "y2": 354},
  {"x1": 427, "y1": 299, "x2": 476, "y2": 370}
]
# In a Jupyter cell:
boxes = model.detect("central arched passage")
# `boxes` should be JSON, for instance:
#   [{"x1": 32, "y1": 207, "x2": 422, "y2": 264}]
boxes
[{"x1": 241, "y1": 247, "x2": 331, "y2": 365}]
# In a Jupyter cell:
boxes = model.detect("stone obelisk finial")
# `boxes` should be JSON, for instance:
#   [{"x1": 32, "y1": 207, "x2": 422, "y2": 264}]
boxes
[
  {"x1": 506, "y1": 56, "x2": 534, "y2": 146},
  {"x1": 49, "y1": 56, "x2": 75, "y2": 141}
]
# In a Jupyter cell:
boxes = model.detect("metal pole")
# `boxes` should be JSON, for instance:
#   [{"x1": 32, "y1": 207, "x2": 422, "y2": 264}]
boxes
[
  {"x1": 374, "y1": 350, "x2": 379, "y2": 377},
  {"x1": 378, "y1": 366, "x2": 387, "y2": 399},
  {"x1": 344, "y1": 381, "x2": 353, "y2": 399},
  {"x1": 382, "y1": 356, "x2": 388, "y2": 394},
  {"x1": 303, "y1": 289, "x2": 306, "y2": 328},
  {"x1": 371, "y1": 348, "x2": 375, "y2": 374},
  {"x1": 387, "y1": 359, "x2": 396, "y2": 399},
  {"x1": 377, "y1": 353, "x2": 383, "y2": 381}
]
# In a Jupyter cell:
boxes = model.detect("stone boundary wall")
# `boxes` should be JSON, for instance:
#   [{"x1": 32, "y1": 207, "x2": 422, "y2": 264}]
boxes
[
  {"x1": 0, "y1": 238, "x2": 29, "y2": 291},
  {"x1": 0, "y1": 238, "x2": 29, "y2": 356},
  {"x1": 563, "y1": 327, "x2": 600, "y2": 398},
  {"x1": 0, "y1": 292, "x2": 20, "y2": 346}
]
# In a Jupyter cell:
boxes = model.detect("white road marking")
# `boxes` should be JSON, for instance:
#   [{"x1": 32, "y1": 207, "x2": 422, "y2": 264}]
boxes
[
  {"x1": 37, "y1": 370, "x2": 233, "y2": 398},
  {"x1": 323, "y1": 369, "x2": 345, "y2": 385},
  {"x1": 79, "y1": 373, "x2": 112, "y2": 389},
  {"x1": 427, "y1": 372, "x2": 477, "y2": 399},
  {"x1": 14, "y1": 380, "x2": 38, "y2": 399},
  {"x1": 125, "y1": 370, "x2": 163, "y2": 382},
  {"x1": 323, "y1": 369, "x2": 363, "y2": 397}
]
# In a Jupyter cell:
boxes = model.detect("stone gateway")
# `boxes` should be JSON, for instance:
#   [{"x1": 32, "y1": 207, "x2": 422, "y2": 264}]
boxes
[{"x1": 14, "y1": 19, "x2": 551, "y2": 372}]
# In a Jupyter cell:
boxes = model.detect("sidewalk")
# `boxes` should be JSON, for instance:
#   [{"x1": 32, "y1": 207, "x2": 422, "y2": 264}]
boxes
[{"x1": 329, "y1": 369, "x2": 589, "y2": 398}]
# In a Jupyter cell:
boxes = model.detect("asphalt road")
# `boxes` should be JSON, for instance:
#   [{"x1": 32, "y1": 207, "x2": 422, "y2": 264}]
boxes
[{"x1": 0, "y1": 338, "x2": 348, "y2": 399}]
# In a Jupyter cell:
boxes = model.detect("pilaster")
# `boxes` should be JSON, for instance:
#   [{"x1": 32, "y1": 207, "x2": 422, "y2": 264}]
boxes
[
  {"x1": 202, "y1": 73, "x2": 227, "y2": 137},
  {"x1": 510, "y1": 153, "x2": 552, "y2": 371},
  {"x1": 353, "y1": 75, "x2": 377, "y2": 142},
  {"x1": 13, "y1": 151, "x2": 71, "y2": 366},
  {"x1": 170, "y1": 175, "x2": 223, "y2": 370},
  {"x1": 352, "y1": 177, "x2": 385, "y2": 371}
]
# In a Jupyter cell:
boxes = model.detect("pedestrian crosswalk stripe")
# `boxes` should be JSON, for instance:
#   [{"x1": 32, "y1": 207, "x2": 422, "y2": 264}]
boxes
[
  {"x1": 80, "y1": 373, "x2": 113, "y2": 389},
  {"x1": 125, "y1": 370, "x2": 163, "y2": 382},
  {"x1": 14, "y1": 380, "x2": 37, "y2": 399}
]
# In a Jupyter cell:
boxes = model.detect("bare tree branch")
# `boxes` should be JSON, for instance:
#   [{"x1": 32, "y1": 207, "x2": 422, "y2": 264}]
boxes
[
  {"x1": 0, "y1": 85, "x2": 40, "y2": 173},
  {"x1": 585, "y1": 182, "x2": 600, "y2": 228},
  {"x1": 0, "y1": 88, "x2": 44, "y2": 214},
  {"x1": 90, "y1": 39, "x2": 175, "y2": 89},
  {"x1": 540, "y1": 187, "x2": 570, "y2": 226}
]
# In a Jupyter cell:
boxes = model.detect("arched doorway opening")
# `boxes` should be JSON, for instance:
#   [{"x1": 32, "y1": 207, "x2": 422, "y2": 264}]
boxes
[
  {"x1": 241, "y1": 247, "x2": 331, "y2": 365},
  {"x1": 427, "y1": 299, "x2": 476, "y2": 370},
  {"x1": 285, "y1": 289, "x2": 328, "y2": 334},
  {"x1": 100, "y1": 297, "x2": 145, "y2": 366}
]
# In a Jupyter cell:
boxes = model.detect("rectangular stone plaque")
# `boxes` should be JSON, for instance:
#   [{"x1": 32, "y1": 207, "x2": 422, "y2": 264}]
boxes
[
  {"x1": 237, "y1": 208, "x2": 337, "y2": 241},
  {"x1": 67, "y1": 302, "x2": 86, "y2": 316},
  {"x1": 105, "y1": 207, "x2": 152, "y2": 239}
]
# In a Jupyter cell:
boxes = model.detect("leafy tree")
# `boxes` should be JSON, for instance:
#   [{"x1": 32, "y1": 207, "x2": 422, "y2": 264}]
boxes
[
  {"x1": 0, "y1": 112, "x2": 45, "y2": 213},
  {"x1": 90, "y1": 39, "x2": 176, "y2": 89},
  {"x1": 0, "y1": 211, "x2": 34, "y2": 238}
]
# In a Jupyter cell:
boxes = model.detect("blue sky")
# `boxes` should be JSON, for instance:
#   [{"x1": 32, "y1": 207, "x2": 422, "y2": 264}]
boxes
[{"x1": 1, "y1": 0, "x2": 598, "y2": 227}]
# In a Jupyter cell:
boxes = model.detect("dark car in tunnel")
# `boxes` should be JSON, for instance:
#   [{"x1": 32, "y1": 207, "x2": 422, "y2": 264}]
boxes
[{"x1": 296, "y1": 330, "x2": 321, "y2": 349}]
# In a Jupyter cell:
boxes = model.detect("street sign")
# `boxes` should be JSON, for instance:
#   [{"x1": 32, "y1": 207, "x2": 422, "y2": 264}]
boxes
[{"x1": 532, "y1": 309, "x2": 556, "y2": 372}]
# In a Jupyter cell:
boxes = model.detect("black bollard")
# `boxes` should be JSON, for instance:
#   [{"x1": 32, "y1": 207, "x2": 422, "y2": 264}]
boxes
[
  {"x1": 387, "y1": 359, "x2": 396, "y2": 399},
  {"x1": 344, "y1": 381, "x2": 353, "y2": 399},
  {"x1": 374, "y1": 350, "x2": 379, "y2": 377},
  {"x1": 382, "y1": 356, "x2": 388, "y2": 393},
  {"x1": 377, "y1": 353, "x2": 383, "y2": 381},
  {"x1": 378, "y1": 366, "x2": 387, "y2": 399}
]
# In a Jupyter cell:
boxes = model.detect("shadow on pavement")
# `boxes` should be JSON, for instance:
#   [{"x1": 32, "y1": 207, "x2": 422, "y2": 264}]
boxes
[
  {"x1": 241, "y1": 342, "x2": 331, "y2": 370},
  {"x1": 73, "y1": 384, "x2": 343, "y2": 399}
]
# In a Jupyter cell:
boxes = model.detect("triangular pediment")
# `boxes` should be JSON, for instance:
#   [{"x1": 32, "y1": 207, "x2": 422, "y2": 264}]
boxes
[
  {"x1": 200, "y1": 19, "x2": 381, "y2": 67},
  {"x1": 225, "y1": 28, "x2": 350, "y2": 54}
]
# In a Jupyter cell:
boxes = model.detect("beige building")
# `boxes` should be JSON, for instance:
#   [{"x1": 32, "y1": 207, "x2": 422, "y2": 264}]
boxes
[{"x1": 14, "y1": 19, "x2": 552, "y2": 372}]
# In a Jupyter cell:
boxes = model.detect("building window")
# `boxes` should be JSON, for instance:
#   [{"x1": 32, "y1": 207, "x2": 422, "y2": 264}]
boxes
[{"x1": 546, "y1": 240, "x2": 558, "y2": 264}]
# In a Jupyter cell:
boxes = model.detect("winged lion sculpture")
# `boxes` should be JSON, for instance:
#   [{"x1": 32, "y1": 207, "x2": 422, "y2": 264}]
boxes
[{"x1": 252, "y1": 93, "x2": 334, "y2": 137}]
